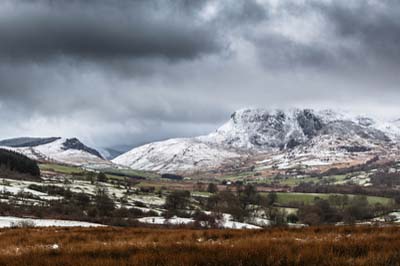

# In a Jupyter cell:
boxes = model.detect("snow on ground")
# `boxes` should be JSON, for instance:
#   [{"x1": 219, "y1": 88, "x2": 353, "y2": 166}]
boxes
[
  {"x1": 221, "y1": 220, "x2": 261, "y2": 229},
  {"x1": 220, "y1": 213, "x2": 262, "y2": 229},
  {"x1": 302, "y1": 159, "x2": 331, "y2": 167},
  {"x1": 138, "y1": 214, "x2": 262, "y2": 229},
  {"x1": 138, "y1": 216, "x2": 194, "y2": 225},
  {"x1": 0, "y1": 181, "x2": 63, "y2": 201},
  {"x1": 0, "y1": 176, "x2": 167, "y2": 211},
  {"x1": 249, "y1": 217, "x2": 271, "y2": 227},
  {"x1": 0, "y1": 185, "x2": 45, "y2": 196},
  {"x1": 0, "y1": 216, "x2": 104, "y2": 228},
  {"x1": 373, "y1": 212, "x2": 400, "y2": 223}
]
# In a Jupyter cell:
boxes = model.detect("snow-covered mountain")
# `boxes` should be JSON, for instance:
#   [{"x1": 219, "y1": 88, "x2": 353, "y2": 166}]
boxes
[
  {"x1": 0, "y1": 137, "x2": 111, "y2": 168},
  {"x1": 113, "y1": 108, "x2": 400, "y2": 173}
]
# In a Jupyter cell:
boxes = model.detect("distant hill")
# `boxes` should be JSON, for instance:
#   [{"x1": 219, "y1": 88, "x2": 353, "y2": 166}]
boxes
[{"x1": 0, "y1": 137, "x2": 112, "y2": 168}]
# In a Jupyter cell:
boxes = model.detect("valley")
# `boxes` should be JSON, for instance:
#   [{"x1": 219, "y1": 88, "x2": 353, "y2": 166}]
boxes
[
  {"x1": 1, "y1": 108, "x2": 400, "y2": 229},
  {"x1": 0, "y1": 158, "x2": 397, "y2": 229}
]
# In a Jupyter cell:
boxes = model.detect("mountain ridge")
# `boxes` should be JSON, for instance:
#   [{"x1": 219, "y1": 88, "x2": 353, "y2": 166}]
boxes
[{"x1": 113, "y1": 108, "x2": 400, "y2": 173}]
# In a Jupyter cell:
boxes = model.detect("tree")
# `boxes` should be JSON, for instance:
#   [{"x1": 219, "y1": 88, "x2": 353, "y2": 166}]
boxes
[
  {"x1": 207, "y1": 190, "x2": 247, "y2": 222},
  {"x1": 207, "y1": 183, "x2": 219, "y2": 194},
  {"x1": 164, "y1": 190, "x2": 191, "y2": 212},
  {"x1": 266, "y1": 192, "x2": 278, "y2": 206},
  {"x1": 239, "y1": 184, "x2": 259, "y2": 209},
  {"x1": 343, "y1": 195, "x2": 371, "y2": 223},
  {"x1": 298, "y1": 200, "x2": 341, "y2": 225},
  {"x1": 86, "y1": 171, "x2": 96, "y2": 184},
  {"x1": 268, "y1": 208, "x2": 287, "y2": 226},
  {"x1": 193, "y1": 210, "x2": 221, "y2": 228},
  {"x1": 95, "y1": 188, "x2": 115, "y2": 217},
  {"x1": 97, "y1": 172, "x2": 108, "y2": 183},
  {"x1": 287, "y1": 213, "x2": 299, "y2": 223}
]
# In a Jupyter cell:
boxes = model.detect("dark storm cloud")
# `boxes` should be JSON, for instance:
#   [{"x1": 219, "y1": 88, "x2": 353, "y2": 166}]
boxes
[{"x1": 0, "y1": 0, "x2": 220, "y2": 61}]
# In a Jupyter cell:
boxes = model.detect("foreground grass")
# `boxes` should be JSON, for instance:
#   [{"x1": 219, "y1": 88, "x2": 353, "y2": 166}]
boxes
[{"x1": 0, "y1": 226, "x2": 400, "y2": 265}]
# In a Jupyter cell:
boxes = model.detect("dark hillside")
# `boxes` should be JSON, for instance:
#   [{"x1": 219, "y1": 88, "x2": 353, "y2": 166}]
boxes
[{"x1": 0, "y1": 149, "x2": 40, "y2": 178}]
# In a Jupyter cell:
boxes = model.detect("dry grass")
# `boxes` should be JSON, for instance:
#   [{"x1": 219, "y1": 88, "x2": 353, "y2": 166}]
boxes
[{"x1": 0, "y1": 226, "x2": 399, "y2": 265}]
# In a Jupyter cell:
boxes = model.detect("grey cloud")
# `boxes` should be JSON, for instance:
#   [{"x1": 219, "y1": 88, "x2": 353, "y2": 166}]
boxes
[
  {"x1": 0, "y1": 0, "x2": 400, "y2": 149},
  {"x1": 317, "y1": 0, "x2": 400, "y2": 67},
  {"x1": 248, "y1": 0, "x2": 400, "y2": 72},
  {"x1": 219, "y1": 0, "x2": 268, "y2": 26},
  {"x1": 251, "y1": 34, "x2": 338, "y2": 70}
]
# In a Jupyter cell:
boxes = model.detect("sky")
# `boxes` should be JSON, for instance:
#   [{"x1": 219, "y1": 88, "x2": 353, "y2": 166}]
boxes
[{"x1": 1, "y1": 0, "x2": 400, "y2": 150}]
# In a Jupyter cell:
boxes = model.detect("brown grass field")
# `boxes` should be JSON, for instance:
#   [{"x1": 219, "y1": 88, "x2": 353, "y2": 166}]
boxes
[{"x1": 0, "y1": 226, "x2": 400, "y2": 266}]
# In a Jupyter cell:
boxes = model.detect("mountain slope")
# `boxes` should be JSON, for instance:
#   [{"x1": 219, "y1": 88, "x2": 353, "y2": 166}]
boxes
[
  {"x1": 0, "y1": 137, "x2": 110, "y2": 168},
  {"x1": 113, "y1": 138, "x2": 240, "y2": 173},
  {"x1": 113, "y1": 108, "x2": 400, "y2": 174}
]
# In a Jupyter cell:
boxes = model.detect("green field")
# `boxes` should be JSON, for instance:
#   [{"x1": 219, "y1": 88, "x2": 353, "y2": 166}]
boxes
[
  {"x1": 272, "y1": 175, "x2": 346, "y2": 187},
  {"x1": 101, "y1": 168, "x2": 159, "y2": 179},
  {"x1": 217, "y1": 173, "x2": 349, "y2": 187},
  {"x1": 40, "y1": 163, "x2": 158, "y2": 181},
  {"x1": 39, "y1": 163, "x2": 84, "y2": 174},
  {"x1": 261, "y1": 192, "x2": 393, "y2": 206}
]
